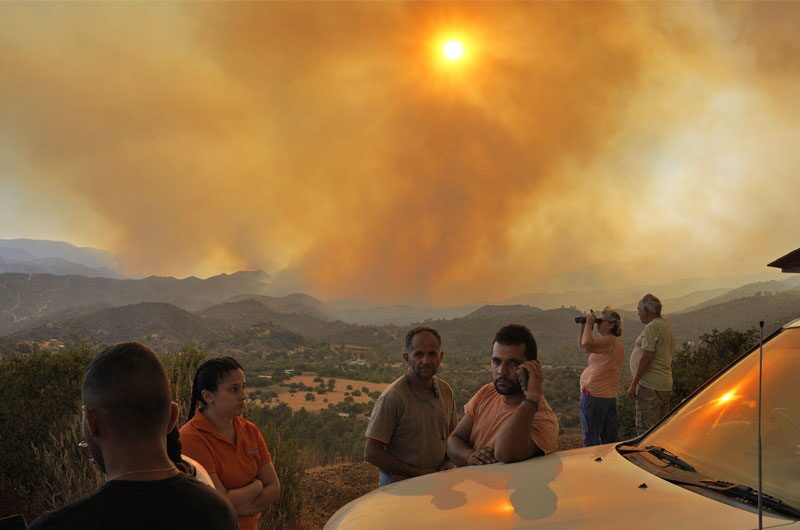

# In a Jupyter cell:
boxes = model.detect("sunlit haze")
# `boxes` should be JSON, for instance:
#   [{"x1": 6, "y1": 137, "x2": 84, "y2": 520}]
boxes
[
  {"x1": 1, "y1": 2, "x2": 799, "y2": 304},
  {"x1": 442, "y1": 39, "x2": 465, "y2": 61}
]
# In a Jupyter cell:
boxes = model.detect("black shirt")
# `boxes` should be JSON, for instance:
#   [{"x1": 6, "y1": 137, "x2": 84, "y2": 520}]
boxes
[{"x1": 28, "y1": 473, "x2": 238, "y2": 530}]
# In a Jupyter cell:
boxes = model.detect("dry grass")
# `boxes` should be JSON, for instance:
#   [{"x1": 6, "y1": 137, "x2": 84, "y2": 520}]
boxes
[
  {"x1": 297, "y1": 462, "x2": 378, "y2": 530},
  {"x1": 21, "y1": 417, "x2": 102, "y2": 522},
  {"x1": 556, "y1": 433, "x2": 583, "y2": 451}
]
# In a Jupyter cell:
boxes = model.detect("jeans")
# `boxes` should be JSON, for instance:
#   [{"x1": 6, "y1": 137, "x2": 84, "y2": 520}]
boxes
[
  {"x1": 580, "y1": 390, "x2": 618, "y2": 447},
  {"x1": 379, "y1": 471, "x2": 399, "y2": 487}
]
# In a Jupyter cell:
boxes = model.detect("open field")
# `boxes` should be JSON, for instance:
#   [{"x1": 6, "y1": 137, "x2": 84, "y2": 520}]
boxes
[{"x1": 265, "y1": 374, "x2": 390, "y2": 412}]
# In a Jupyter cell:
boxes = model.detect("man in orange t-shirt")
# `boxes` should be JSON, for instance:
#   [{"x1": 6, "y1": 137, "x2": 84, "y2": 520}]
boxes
[{"x1": 448, "y1": 324, "x2": 559, "y2": 466}]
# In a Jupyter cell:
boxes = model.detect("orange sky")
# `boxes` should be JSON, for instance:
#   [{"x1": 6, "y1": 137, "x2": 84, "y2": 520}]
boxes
[{"x1": 1, "y1": 2, "x2": 799, "y2": 304}]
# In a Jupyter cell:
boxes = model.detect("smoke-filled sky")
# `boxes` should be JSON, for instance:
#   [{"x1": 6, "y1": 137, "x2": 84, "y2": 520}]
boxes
[{"x1": 1, "y1": 2, "x2": 799, "y2": 304}]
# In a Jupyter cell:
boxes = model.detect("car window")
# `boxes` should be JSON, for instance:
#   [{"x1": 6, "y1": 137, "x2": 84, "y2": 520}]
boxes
[{"x1": 640, "y1": 327, "x2": 800, "y2": 509}]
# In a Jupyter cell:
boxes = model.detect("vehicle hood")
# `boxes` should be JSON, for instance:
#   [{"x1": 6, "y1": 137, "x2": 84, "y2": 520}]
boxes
[{"x1": 325, "y1": 444, "x2": 798, "y2": 530}]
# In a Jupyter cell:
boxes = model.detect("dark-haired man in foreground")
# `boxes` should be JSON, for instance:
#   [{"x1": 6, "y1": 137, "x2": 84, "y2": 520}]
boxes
[
  {"x1": 29, "y1": 342, "x2": 238, "y2": 530},
  {"x1": 447, "y1": 324, "x2": 559, "y2": 466},
  {"x1": 365, "y1": 326, "x2": 458, "y2": 486}
]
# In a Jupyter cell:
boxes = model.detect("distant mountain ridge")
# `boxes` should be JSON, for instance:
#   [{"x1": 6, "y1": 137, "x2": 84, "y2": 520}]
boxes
[
  {"x1": 506, "y1": 272, "x2": 785, "y2": 312},
  {"x1": 464, "y1": 305, "x2": 541, "y2": 319},
  {"x1": 0, "y1": 239, "x2": 117, "y2": 270},
  {"x1": 5, "y1": 288, "x2": 799, "y2": 366},
  {"x1": 680, "y1": 275, "x2": 800, "y2": 312},
  {"x1": 1, "y1": 238, "x2": 789, "y2": 326},
  {"x1": 618, "y1": 288, "x2": 730, "y2": 312},
  {"x1": 0, "y1": 270, "x2": 274, "y2": 335},
  {"x1": 0, "y1": 240, "x2": 121, "y2": 278}
]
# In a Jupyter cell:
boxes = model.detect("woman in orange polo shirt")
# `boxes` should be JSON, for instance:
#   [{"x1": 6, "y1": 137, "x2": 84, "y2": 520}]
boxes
[{"x1": 180, "y1": 357, "x2": 280, "y2": 530}]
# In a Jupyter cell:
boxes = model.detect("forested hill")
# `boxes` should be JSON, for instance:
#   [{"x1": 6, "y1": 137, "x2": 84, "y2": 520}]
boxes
[
  {"x1": 680, "y1": 275, "x2": 800, "y2": 312},
  {"x1": 226, "y1": 293, "x2": 337, "y2": 321},
  {"x1": 668, "y1": 289, "x2": 800, "y2": 338},
  {"x1": 0, "y1": 270, "x2": 276, "y2": 334},
  {"x1": 200, "y1": 299, "x2": 396, "y2": 343},
  {"x1": 16, "y1": 302, "x2": 219, "y2": 345}
]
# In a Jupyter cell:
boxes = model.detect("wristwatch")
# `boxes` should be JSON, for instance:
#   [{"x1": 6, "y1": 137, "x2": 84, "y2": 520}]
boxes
[{"x1": 523, "y1": 394, "x2": 541, "y2": 409}]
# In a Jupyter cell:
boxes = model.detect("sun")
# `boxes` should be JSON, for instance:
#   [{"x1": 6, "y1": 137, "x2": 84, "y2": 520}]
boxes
[{"x1": 442, "y1": 39, "x2": 465, "y2": 61}]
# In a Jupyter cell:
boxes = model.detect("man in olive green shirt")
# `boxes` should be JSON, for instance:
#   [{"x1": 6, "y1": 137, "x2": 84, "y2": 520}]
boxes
[
  {"x1": 628, "y1": 293, "x2": 675, "y2": 435},
  {"x1": 364, "y1": 326, "x2": 458, "y2": 487}
]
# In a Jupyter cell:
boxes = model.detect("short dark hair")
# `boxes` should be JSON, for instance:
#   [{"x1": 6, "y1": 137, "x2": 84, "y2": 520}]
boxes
[
  {"x1": 82, "y1": 342, "x2": 172, "y2": 440},
  {"x1": 405, "y1": 326, "x2": 442, "y2": 352},
  {"x1": 188, "y1": 356, "x2": 243, "y2": 419},
  {"x1": 493, "y1": 324, "x2": 537, "y2": 360}
]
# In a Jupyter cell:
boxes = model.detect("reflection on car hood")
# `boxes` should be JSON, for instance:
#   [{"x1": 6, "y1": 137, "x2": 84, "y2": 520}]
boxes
[{"x1": 325, "y1": 444, "x2": 798, "y2": 530}]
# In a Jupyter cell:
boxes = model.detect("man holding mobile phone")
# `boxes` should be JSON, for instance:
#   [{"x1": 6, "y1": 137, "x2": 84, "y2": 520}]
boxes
[{"x1": 447, "y1": 324, "x2": 559, "y2": 466}]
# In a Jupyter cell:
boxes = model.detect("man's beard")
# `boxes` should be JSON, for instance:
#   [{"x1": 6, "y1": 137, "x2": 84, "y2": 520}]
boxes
[
  {"x1": 410, "y1": 364, "x2": 436, "y2": 380},
  {"x1": 493, "y1": 377, "x2": 523, "y2": 396}
]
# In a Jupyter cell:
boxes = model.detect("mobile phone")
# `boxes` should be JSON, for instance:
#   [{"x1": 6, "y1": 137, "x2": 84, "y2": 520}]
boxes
[{"x1": 516, "y1": 367, "x2": 529, "y2": 391}]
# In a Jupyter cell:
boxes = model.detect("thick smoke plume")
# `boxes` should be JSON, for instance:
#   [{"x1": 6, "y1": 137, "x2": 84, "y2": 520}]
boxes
[{"x1": 1, "y1": 2, "x2": 799, "y2": 303}]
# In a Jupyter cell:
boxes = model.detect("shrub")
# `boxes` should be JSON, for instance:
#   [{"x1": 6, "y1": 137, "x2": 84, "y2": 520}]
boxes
[
  {"x1": 0, "y1": 346, "x2": 94, "y2": 519},
  {"x1": 671, "y1": 328, "x2": 758, "y2": 407},
  {"x1": 256, "y1": 421, "x2": 306, "y2": 530},
  {"x1": 161, "y1": 346, "x2": 206, "y2": 422}
]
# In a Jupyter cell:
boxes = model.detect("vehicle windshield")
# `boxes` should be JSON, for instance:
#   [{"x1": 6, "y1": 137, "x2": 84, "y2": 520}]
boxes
[{"x1": 638, "y1": 326, "x2": 800, "y2": 509}]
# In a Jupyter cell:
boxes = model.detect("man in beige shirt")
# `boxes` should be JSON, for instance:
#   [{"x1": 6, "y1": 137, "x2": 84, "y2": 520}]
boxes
[
  {"x1": 365, "y1": 326, "x2": 458, "y2": 486},
  {"x1": 447, "y1": 324, "x2": 559, "y2": 466},
  {"x1": 628, "y1": 293, "x2": 676, "y2": 435}
]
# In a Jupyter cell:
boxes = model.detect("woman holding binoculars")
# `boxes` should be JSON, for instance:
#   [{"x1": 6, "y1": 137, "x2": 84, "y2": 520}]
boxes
[{"x1": 578, "y1": 308, "x2": 624, "y2": 447}]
